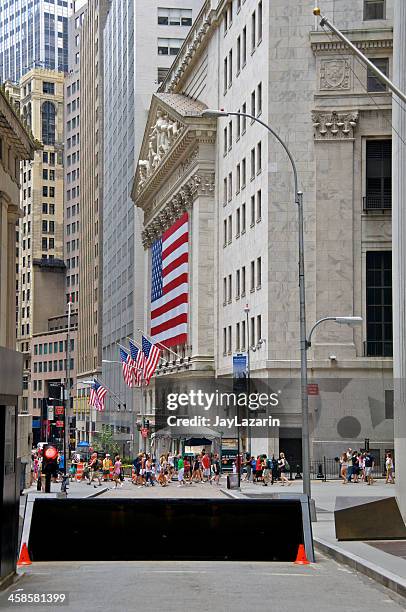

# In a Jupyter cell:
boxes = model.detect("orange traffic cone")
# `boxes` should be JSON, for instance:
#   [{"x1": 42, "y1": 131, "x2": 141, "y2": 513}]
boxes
[
  {"x1": 17, "y1": 543, "x2": 32, "y2": 566},
  {"x1": 294, "y1": 543, "x2": 310, "y2": 565}
]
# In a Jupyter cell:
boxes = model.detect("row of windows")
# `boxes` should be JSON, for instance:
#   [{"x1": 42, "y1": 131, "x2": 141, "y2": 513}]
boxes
[
  {"x1": 66, "y1": 203, "x2": 79, "y2": 218},
  {"x1": 66, "y1": 273, "x2": 79, "y2": 287},
  {"x1": 223, "y1": 193, "x2": 262, "y2": 247},
  {"x1": 66, "y1": 256, "x2": 78, "y2": 269},
  {"x1": 34, "y1": 338, "x2": 74, "y2": 355},
  {"x1": 42, "y1": 185, "x2": 55, "y2": 197},
  {"x1": 66, "y1": 151, "x2": 79, "y2": 166},
  {"x1": 223, "y1": 153, "x2": 262, "y2": 204},
  {"x1": 157, "y1": 7, "x2": 192, "y2": 27},
  {"x1": 223, "y1": 1, "x2": 262, "y2": 95},
  {"x1": 66, "y1": 185, "x2": 80, "y2": 200},
  {"x1": 33, "y1": 358, "x2": 74, "y2": 375},
  {"x1": 66, "y1": 168, "x2": 79, "y2": 183},
  {"x1": 157, "y1": 37, "x2": 184, "y2": 56},
  {"x1": 41, "y1": 237, "x2": 55, "y2": 250},
  {"x1": 43, "y1": 151, "x2": 56, "y2": 165},
  {"x1": 42, "y1": 202, "x2": 55, "y2": 214},
  {"x1": 42, "y1": 169, "x2": 55, "y2": 180},
  {"x1": 223, "y1": 315, "x2": 262, "y2": 355},
  {"x1": 66, "y1": 97, "x2": 79, "y2": 114},
  {"x1": 223, "y1": 258, "x2": 262, "y2": 305},
  {"x1": 66, "y1": 239, "x2": 79, "y2": 253},
  {"x1": 66, "y1": 221, "x2": 79, "y2": 235},
  {"x1": 66, "y1": 133, "x2": 79, "y2": 149},
  {"x1": 67, "y1": 79, "x2": 80, "y2": 98},
  {"x1": 66, "y1": 115, "x2": 79, "y2": 131}
]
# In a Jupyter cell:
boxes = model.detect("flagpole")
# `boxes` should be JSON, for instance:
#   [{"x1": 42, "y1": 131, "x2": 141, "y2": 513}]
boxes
[
  {"x1": 137, "y1": 328, "x2": 182, "y2": 360},
  {"x1": 127, "y1": 336, "x2": 165, "y2": 365}
]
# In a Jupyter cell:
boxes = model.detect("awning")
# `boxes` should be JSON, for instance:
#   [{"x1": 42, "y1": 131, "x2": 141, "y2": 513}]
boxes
[
  {"x1": 77, "y1": 441, "x2": 90, "y2": 447},
  {"x1": 151, "y1": 426, "x2": 221, "y2": 441}
]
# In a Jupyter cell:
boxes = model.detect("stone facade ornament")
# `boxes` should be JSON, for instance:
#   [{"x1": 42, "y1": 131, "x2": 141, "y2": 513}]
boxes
[
  {"x1": 138, "y1": 108, "x2": 184, "y2": 189},
  {"x1": 141, "y1": 172, "x2": 215, "y2": 248},
  {"x1": 312, "y1": 110, "x2": 359, "y2": 139},
  {"x1": 320, "y1": 59, "x2": 351, "y2": 90}
]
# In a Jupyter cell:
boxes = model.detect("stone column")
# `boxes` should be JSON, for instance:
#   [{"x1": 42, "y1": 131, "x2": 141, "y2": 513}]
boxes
[{"x1": 393, "y1": 0, "x2": 406, "y2": 522}]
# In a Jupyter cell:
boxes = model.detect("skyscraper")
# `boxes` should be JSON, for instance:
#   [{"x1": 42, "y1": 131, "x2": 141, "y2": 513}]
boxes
[
  {"x1": 102, "y1": 0, "x2": 204, "y2": 451},
  {"x1": 0, "y1": 0, "x2": 71, "y2": 84},
  {"x1": 76, "y1": 0, "x2": 110, "y2": 440}
]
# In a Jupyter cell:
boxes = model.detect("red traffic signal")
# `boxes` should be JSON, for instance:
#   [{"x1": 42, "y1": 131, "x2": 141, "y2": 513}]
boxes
[{"x1": 44, "y1": 446, "x2": 58, "y2": 460}]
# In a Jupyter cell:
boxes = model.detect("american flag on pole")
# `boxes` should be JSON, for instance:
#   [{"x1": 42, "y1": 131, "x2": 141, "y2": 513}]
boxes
[
  {"x1": 119, "y1": 347, "x2": 135, "y2": 388},
  {"x1": 142, "y1": 336, "x2": 161, "y2": 384},
  {"x1": 150, "y1": 212, "x2": 188, "y2": 347},
  {"x1": 129, "y1": 339, "x2": 144, "y2": 386},
  {"x1": 89, "y1": 380, "x2": 107, "y2": 412}
]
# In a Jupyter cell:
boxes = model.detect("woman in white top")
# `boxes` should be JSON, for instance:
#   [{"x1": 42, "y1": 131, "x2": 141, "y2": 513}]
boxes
[
  {"x1": 340, "y1": 452, "x2": 348, "y2": 484},
  {"x1": 385, "y1": 452, "x2": 394, "y2": 483}
]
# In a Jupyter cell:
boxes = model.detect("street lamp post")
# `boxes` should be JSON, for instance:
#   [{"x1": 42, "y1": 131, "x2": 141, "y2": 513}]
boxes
[
  {"x1": 244, "y1": 303, "x2": 251, "y2": 456},
  {"x1": 202, "y1": 108, "x2": 363, "y2": 512},
  {"x1": 202, "y1": 107, "x2": 313, "y2": 500}
]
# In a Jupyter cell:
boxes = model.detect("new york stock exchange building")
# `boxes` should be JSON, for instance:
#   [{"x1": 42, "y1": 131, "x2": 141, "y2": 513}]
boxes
[{"x1": 131, "y1": 0, "x2": 394, "y2": 472}]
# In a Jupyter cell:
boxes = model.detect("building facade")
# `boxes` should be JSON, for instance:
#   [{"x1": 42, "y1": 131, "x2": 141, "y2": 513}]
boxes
[
  {"x1": 0, "y1": 83, "x2": 37, "y2": 586},
  {"x1": 64, "y1": 2, "x2": 86, "y2": 310},
  {"x1": 76, "y1": 0, "x2": 110, "y2": 434},
  {"x1": 31, "y1": 313, "x2": 77, "y2": 446},
  {"x1": 10, "y1": 69, "x2": 66, "y2": 437},
  {"x1": 102, "y1": 0, "x2": 203, "y2": 453},
  {"x1": 133, "y1": 0, "x2": 395, "y2": 466},
  {"x1": 0, "y1": 0, "x2": 71, "y2": 83}
]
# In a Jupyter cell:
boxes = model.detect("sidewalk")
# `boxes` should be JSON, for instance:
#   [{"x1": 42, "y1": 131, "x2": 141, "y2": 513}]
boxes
[{"x1": 233, "y1": 478, "x2": 406, "y2": 598}]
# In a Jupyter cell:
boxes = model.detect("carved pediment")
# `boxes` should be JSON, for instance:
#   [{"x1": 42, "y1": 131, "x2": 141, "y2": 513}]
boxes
[{"x1": 137, "y1": 107, "x2": 185, "y2": 191}]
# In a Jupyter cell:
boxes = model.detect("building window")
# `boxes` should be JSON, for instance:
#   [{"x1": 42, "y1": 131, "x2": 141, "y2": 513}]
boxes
[
  {"x1": 257, "y1": 189, "x2": 262, "y2": 221},
  {"x1": 257, "y1": 141, "x2": 262, "y2": 173},
  {"x1": 42, "y1": 101, "x2": 56, "y2": 145},
  {"x1": 257, "y1": 82, "x2": 262, "y2": 115},
  {"x1": 237, "y1": 35, "x2": 241, "y2": 73},
  {"x1": 223, "y1": 56, "x2": 228, "y2": 93},
  {"x1": 250, "y1": 148, "x2": 255, "y2": 179},
  {"x1": 385, "y1": 389, "x2": 394, "y2": 419},
  {"x1": 241, "y1": 158, "x2": 246, "y2": 188},
  {"x1": 257, "y1": 256, "x2": 262, "y2": 288},
  {"x1": 365, "y1": 140, "x2": 391, "y2": 210},
  {"x1": 365, "y1": 251, "x2": 392, "y2": 357},
  {"x1": 223, "y1": 328, "x2": 227, "y2": 355},
  {"x1": 242, "y1": 203, "x2": 246, "y2": 233},
  {"x1": 251, "y1": 10, "x2": 256, "y2": 52},
  {"x1": 258, "y1": 1, "x2": 263, "y2": 42},
  {"x1": 43, "y1": 81, "x2": 55, "y2": 94},
  {"x1": 367, "y1": 58, "x2": 389, "y2": 92},
  {"x1": 236, "y1": 322, "x2": 241, "y2": 351},
  {"x1": 257, "y1": 315, "x2": 262, "y2": 343},
  {"x1": 241, "y1": 266, "x2": 246, "y2": 296},
  {"x1": 250, "y1": 260, "x2": 255, "y2": 291},
  {"x1": 242, "y1": 26, "x2": 247, "y2": 66},
  {"x1": 364, "y1": 0, "x2": 385, "y2": 20},
  {"x1": 236, "y1": 269, "x2": 241, "y2": 298},
  {"x1": 158, "y1": 7, "x2": 192, "y2": 26},
  {"x1": 158, "y1": 37, "x2": 184, "y2": 56}
]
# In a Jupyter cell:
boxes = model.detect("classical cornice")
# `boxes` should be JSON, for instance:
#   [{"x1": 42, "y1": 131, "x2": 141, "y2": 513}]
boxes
[
  {"x1": 141, "y1": 171, "x2": 215, "y2": 248},
  {"x1": 159, "y1": 1, "x2": 217, "y2": 93},
  {"x1": 312, "y1": 110, "x2": 359, "y2": 140},
  {"x1": 310, "y1": 27, "x2": 393, "y2": 54}
]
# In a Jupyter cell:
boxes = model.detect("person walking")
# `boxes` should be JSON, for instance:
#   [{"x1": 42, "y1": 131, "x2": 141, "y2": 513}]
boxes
[
  {"x1": 88, "y1": 452, "x2": 102, "y2": 487},
  {"x1": 385, "y1": 452, "x2": 394, "y2": 483},
  {"x1": 364, "y1": 450, "x2": 375, "y2": 485},
  {"x1": 340, "y1": 451, "x2": 348, "y2": 484},
  {"x1": 102, "y1": 454, "x2": 113, "y2": 482},
  {"x1": 201, "y1": 451, "x2": 211, "y2": 482},
  {"x1": 177, "y1": 455, "x2": 185, "y2": 486},
  {"x1": 211, "y1": 453, "x2": 221, "y2": 485},
  {"x1": 261, "y1": 455, "x2": 270, "y2": 486},
  {"x1": 244, "y1": 455, "x2": 252, "y2": 482},
  {"x1": 278, "y1": 452, "x2": 291, "y2": 486},
  {"x1": 112, "y1": 455, "x2": 123, "y2": 488},
  {"x1": 346, "y1": 448, "x2": 353, "y2": 483}
]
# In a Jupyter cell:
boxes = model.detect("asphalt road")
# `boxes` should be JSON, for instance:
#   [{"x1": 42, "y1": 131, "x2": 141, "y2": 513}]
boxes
[{"x1": 1, "y1": 554, "x2": 404, "y2": 612}]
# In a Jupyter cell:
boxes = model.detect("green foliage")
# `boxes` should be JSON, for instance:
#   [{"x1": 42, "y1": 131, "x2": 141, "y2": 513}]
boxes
[{"x1": 92, "y1": 425, "x2": 119, "y2": 457}]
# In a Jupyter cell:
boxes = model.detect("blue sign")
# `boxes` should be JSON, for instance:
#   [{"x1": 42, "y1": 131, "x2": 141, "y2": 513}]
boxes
[
  {"x1": 32, "y1": 417, "x2": 41, "y2": 429},
  {"x1": 233, "y1": 353, "x2": 247, "y2": 379}
]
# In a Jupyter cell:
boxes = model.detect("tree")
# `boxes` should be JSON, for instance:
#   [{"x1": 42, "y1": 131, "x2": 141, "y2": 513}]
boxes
[{"x1": 92, "y1": 425, "x2": 119, "y2": 457}]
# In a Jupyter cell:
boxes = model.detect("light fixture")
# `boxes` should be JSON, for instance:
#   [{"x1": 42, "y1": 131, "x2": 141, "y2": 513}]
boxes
[{"x1": 201, "y1": 108, "x2": 230, "y2": 118}]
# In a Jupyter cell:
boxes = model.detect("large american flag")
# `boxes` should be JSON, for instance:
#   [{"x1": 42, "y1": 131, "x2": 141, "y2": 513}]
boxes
[
  {"x1": 89, "y1": 380, "x2": 107, "y2": 411},
  {"x1": 119, "y1": 347, "x2": 135, "y2": 388},
  {"x1": 142, "y1": 336, "x2": 161, "y2": 384},
  {"x1": 150, "y1": 212, "x2": 188, "y2": 347},
  {"x1": 129, "y1": 339, "x2": 144, "y2": 386}
]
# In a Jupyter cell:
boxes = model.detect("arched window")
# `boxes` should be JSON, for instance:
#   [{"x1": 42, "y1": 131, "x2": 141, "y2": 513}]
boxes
[{"x1": 42, "y1": 101, "x2": 55, "y2": 145}]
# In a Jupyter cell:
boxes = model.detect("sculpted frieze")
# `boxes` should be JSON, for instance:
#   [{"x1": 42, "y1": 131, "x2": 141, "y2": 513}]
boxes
[
  {"x1": 138, "y1": 109, "x2": 184, "y2": 190},
  {"x1": 312, "y1": 110, "x2": 358, "y2": 139},
  {"x1": 141, "y1": 172, "x2": 215, "y2": 248}
]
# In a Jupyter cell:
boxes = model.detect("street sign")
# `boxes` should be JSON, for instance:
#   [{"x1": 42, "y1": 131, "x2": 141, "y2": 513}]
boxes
[
  {"x1": 307, "y1": 383, "x2": 319, "y2": 396},
  {"x1": 233, "y1": 353, "x2": 247, "y2": 379},
  {"x1": 55, "y1": 420, "x2": 64, "y2": 428},
  {"x1": 47, "y1": 406, "x2": 54, "y2": 420},
  {"x1": 141, "y1": 427, "x2": 149, "y2": 438},
  {"x1": 55, "y1": 406, "x2": 64, "y2": 416}
]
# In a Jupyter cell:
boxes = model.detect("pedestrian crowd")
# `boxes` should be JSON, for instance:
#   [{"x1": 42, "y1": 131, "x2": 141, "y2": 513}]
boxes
[
  {"x1": 239, "y1": 452, "x2": 292, "y2": 486},
  {"x1": 339, "y1": 448, "x2": 395, "y2": 485}
]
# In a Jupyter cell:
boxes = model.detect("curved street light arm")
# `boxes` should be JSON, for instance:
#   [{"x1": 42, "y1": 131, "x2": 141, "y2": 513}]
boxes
[{"x1": 306, "y1": 317, "x2": 338, "y2": 349}]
